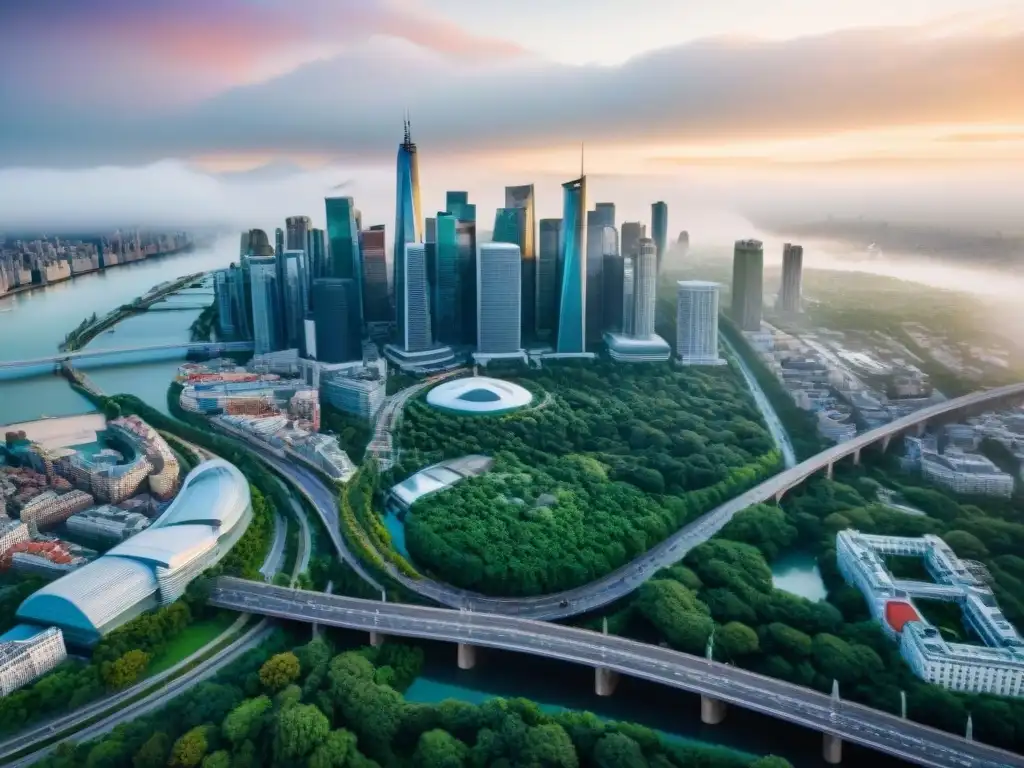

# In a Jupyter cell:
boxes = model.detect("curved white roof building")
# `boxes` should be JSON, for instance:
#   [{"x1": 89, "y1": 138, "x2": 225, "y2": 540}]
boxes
[
  {"x1": 17, "y1": 460, "x2": 252, "y2": 646},
  {"x1": 426, "y1": 377, "x2": 532, "y2": 415}
]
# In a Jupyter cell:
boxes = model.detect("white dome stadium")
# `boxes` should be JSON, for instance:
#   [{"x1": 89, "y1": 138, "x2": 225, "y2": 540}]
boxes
[{"x1": 426, "y1": 377, "x2": 533, "y2": 415}]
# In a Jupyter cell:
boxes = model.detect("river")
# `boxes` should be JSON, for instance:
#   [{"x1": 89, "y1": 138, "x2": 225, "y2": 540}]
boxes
[{"x1": 0, "y1": 243, "x2": 911, "y2": 767}]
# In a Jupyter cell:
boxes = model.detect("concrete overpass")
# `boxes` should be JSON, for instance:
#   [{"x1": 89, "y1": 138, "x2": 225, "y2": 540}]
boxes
[
  {"x1": 209, "y1": 577, "x2": 1024, "y2": 768},
  {"x1": 0, "y1": 341, "x2": 255, "y2": 373},
  {"x1": 267, "y1": 380, "x2": 1024, "y2": 621}
]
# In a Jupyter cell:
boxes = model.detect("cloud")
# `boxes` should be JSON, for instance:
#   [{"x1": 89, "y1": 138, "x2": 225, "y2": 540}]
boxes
[{"x1": 1, "y1": 20, "x2": 1022, "y2": 168}]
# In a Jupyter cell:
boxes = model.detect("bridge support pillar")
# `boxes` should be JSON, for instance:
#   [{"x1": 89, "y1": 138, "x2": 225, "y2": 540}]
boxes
[
  {"x1": 774, "y1": 489, "x2": 786, "y2": 505},
  {"x1": 457, "y1": 643, "x2": 477, "y2": 670},
  {"x1": 595, "y1": 667, "x2": 619, "y2": 697},
  {"x1": 700, "y1": 695, "x2": 727, "y2": 725},
  {"x1": 369, "y1": 631, "x2": 385, "y2": 648},
  {"x1": 825, "y1": 462, "x2": 834, "y2": 481},
  {"x1": 881, "y1": 434, "x2": 892, "y2": 453},
  {"x1": 822, "y1": 733, "x2": 843, "y2": 764},
  {"x1": 913, "y1": 421, "x2": 927, "y2": 437},
  {"x1": 852, "y1": 448, "x2": 861, "y2": 466}
]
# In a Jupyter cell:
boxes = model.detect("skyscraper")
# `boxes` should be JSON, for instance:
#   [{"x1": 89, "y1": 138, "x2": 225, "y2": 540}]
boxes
[
  {"x1": 477, "y1": 243, "x2": 522, "y2": 356},
  {"x1": 285, "y1": 216, "x2": 312, "y2": 252},
  {"x1": 274, "y1": 228, "x2": 284, "y2": 258},
  {"x1": 731, "y1": 239, "x2": 764, "y2": 331},
  {"x1": 622, "y1": 253, "x2": 635, "y2": 335},
  {"x1": 556, "y1": 174, "x2": 587, "y2": 354},
  {"x1": 536, "y1": 219, "x2": 561, "y2": 340},
  {"x1": 312, "y1": 278, "x2": 361, "y2": 364},
  {"x1": 394, "y1": 118, "x2": 423, "y2": 339},
  {"x1": 652, "y1": 201, "x2": 668, "y2": 272},
  {"x1": 360, "y1": 225, "x2": 390, "y2": 325},
  {"x1": 282, "y1": 250, "x2": 307, "y2": 350},
  {"x1": 249, "y1": 257, "x2": 278, "y2": 355},
  {"x1": 493, "y1": 207, "x2": 523, "y2": 246},
  {"x1": 244, "y1": 229, "x2": 273, "y2": 257},
  {"x1": 433, "y1": 213, "x2": 461, "y2": 345},
  {"x1": 591, "y1": 203, "x2": 615, "y2": 228},
  {"x1": 445, "y1": 191, "x2": 476, "y2": 222},
  {"x1": 325, "y1": 196, "x2": 364, "y2": 332},
  {"x1": 632, "y1": 238, "x2": 657, "y2": 337},
  {"x1": 676, "y1": 281, "x2": 724, "y2": 365},
  {"x1": 777, "y1": 243, "x2": 804, "y2": 313},
  {"x1": 505, "y1": 184, "x2": 536, "y2": 340},
  {"x1": 402, "y1": 243, "x2": 432, "y2": 352},
  {"x1": 620, "y1": 222, "x2": 646, "y2": 260},
  {"x1": 445, "y1": 192, "x2": 478, "y2": 346},
  {"x1": 310, "y1": 228, "x2": 327, "y2": 281},
  {"x1": 584, "y1": 211, "x2": 613, "y2": 346},
  {"x1": 213, "y1": 269, "x2": 236, "y2": 337},
  {"x1": 603, "y1": 239, "x2": 625, "y2": 333}
]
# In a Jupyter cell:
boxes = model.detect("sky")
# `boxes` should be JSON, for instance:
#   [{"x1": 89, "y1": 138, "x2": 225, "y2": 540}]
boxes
[{"x1": 2, "y1": 0, "x2": 1023, "y2": 236}]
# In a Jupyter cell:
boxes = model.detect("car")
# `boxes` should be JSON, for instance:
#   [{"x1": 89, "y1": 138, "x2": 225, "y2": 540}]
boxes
[{"x1": 559, "y1": 599, "x2": 569, "y2": 608}]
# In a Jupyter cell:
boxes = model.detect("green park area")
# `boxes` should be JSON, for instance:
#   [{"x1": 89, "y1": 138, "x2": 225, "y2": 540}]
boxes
[
  {"x1": 34, "y1": 632, "x2": 794, "y2": 768},
  {"x1": 145, "y1": 613, "x2": 238, "y2": 677},
  {"x1": 393, "y1": 361, "x2": 781, "y2": 596}
]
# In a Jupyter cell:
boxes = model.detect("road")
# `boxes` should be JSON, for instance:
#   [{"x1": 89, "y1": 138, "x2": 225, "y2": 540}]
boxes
[
  {"x1": 5, "y1": 621, "x2": 273, "y2": 768},
  {"x1": 721, "y1": 334, "x2": 797, "y2": 468},
  {"x1": 259, "y1": 510, "x2": 288, "y2": 581},
  {"x1": 211, "y1": 579, "x2": 1024, "y2": 768}
]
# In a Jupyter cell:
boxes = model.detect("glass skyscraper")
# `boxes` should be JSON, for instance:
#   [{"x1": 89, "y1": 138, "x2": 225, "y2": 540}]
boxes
[
  {"x1": 433, "y1": 214, "x2": 461, "y2": 345},
  {"x1": 325, "y1": 196, "x2": 364, "y2": 331},
  {"x1": 394, "y1": 119, "x2": 423, "y2": 340},
  {"x1": 359, "y1": 225, "x2": 391, "y2": 325},
  {"x1": 556, "y1": 175, "x2": 587, "y2": 353},
  {"x1": 282, "y1": 250, "x2": 307, "y2": 351},
  {"x1": 537, "y1": 219, "x2": 561, "y2": 340},
  {"x1": 504, "y1": 184, "x2": 536, "y2": 341},
  {"x1": 652, "y1": 201, "x2": 668, "y2": 273},
  {"x1": 445, "y1": 192, "x2": 475, "y2": 223},
  {"x1": 477, "y1": 243, "x2": 522, "y2": 355},
  {"x1": 444, "y1": 191, "x2": 477, "y2": 346},
  {"x1": 249, "y1": 256, "x2": 279, "y2": 355},
  {"x1": 312, "y1": 278, "x2": 361, "y2": 364},
  {"x1": 731, "y1": 239, "x2": 764, "y2": 331},
  {"x1": 402, "y1": 243, "x2": 433, "y2": 352}
]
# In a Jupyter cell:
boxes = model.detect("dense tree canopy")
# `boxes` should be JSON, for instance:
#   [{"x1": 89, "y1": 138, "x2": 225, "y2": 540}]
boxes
[{"x1": 399, "y1": 362, "x2": 779, "y2": 595}]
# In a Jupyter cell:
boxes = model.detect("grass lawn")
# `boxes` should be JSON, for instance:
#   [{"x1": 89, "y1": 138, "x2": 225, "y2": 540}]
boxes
[{"x1": 146, "y1": 613, "x2": 238, "y2": 676}]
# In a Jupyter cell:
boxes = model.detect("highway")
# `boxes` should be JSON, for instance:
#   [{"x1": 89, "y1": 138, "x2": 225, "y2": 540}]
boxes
[
  {"x1": 267, "y1": 378, "x2": 1024, "y2": 620},
  {"x1": 721, "y1": 334, "x2": 797, "y2": 468},
  {"x1": 210, "y1": 578, "x2": 1024, "y2": 768},
  {"x1": 0, "y1": 340, "x2": 254, "y2": 370}
]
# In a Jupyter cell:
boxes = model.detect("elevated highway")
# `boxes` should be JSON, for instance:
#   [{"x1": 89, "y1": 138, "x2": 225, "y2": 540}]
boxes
[
  {"x1": 0, "y1": 341, "x2": 254, "y2": 373},
  {"x1": 210, "y1": 578, "x2": 1024, "y2": 768},
  {"x1": 272, "y1": 380, "x2": 1024, "y2": 620}
]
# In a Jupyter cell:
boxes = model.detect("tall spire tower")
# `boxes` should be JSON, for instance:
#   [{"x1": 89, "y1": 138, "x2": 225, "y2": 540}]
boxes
[{"x1": 394, "y1": 115, "x2": 424, "y2": 336}]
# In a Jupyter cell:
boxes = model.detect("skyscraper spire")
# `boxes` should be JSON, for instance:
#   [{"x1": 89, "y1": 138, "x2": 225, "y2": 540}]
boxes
[{"x1": 403, "y1": 110, "x2": 411, "y2": 146}]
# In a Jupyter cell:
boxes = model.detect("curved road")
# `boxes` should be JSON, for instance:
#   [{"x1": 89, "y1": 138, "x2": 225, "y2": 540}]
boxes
[
  {"x1": 271, "y1": 380, "x2": 1024, "y2": 620},
  {"x1": 211, "y1": 579, "x2": 1024, "y2": 768}
]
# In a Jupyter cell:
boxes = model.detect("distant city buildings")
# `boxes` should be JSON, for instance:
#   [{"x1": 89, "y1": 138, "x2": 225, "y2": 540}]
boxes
[
  {"x1": 777, "y1": 243, "x2": 804, "y2": 313},
  {"x1": 321, "y1": 364, "x2": 387, "y2": 422},
  {"x1": 837, "y1": 530, "x2": 1024, "y2": 697},
  {"x1": 556, "y1": 174, "x2": 588, "y2": 355},
  {"x1": 651, "y1": 201, "x2": 668, "y2": 272},
  {"x1": 731, "y1": 239, "x2": 764, "y2": 331},
  {"x1": 604, "y1": 238, "x2": 670, "y2": 362},
  {"x1": 536, "y1": 219, "x2": 561, "y2": 340},
  {"x1": 0, "y1": 627, "x2": 67, "y2": 698},
  {"x1": 675, "y1": 281, "x2": 724, "y2": 366},
  {"x1": 67, "y1": 504, "x2": 150, "y2": 543},
  {"x1": 903, "y1": 435, "x2": 1014, "y2": 497},
  {"x1": 476, "y1": 243, "x2": 524, "y2": 363}
]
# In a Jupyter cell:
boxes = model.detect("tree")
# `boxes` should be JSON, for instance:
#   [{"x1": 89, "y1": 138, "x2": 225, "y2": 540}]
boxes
[
  {"x1": 275, "y1": 703, "x2": 330, "y2": 761},
  {"x1": 169, "y1": 726, "x2": 208, "y2": 768},
  {"x1": 85, "y1": 740, "x2": 127, "y2": 768},
  {"x1": 752, "y1": 758, "x2": 794, "y2": 768},
  {"x1": 413, "y1": 728, "x2": 469, "y2": 768},
  {"x1": 634, "y1": 580, "x2": 713, "y2": 654},
  {"x1": 103, "y1": 401, "x2": 122, "y2": 421},
  {"x1": 943, "y1": 530, "x2": 989, "y2": 560},
  {"x1": 101, "y1": 649, "x2": 150, "y2": 690},
  {"x1": 201, "y1": 752, "x2": 230, "y2": 768},
  {"x1": 259, "y1": 652, "x2": 301, "y2": 691},
  {"x1": 716, "y1": 622, "x2": 759, "y2": 660},
  {"x1": 132, "y1": 731, "x2": 170, "y2": 768},
  {"x1": 520, "y1": 724, "x2": 579, "y2": 768},
  {"x1": 761, "y1": 623, "x2": 812, "y2": 658},
  {"x1": 222, "y1": 695, "x2": 271, "y2": 746},
  {"x1": 593, "y1": 733, "x2": 647, "y2": 768},
  {"x1": 308, "y1": 729, "x2": 358, "y2": 768}
]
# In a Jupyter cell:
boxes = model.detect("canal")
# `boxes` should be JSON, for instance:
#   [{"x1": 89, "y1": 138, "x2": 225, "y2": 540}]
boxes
[{"x1": 0, "y1": 245, "x2": 909, "y2": 767}]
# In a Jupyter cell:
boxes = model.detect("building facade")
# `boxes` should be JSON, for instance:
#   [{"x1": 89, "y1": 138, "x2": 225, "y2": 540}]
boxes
[
  {"x1": 556, "y1": 176, "x2": 587, "y2": 353},
  {"x1": 359, "y1": 225, "x2": 390, "y2": 326},
  {"x1": 777, "y1": 243, "x2": 804, "y2": 313},
  {"x1": 730, "y1": 239, "x2": 764, "y2": 331},
  {"x1": 651, "y1": 202, "x2": 668, "y2": 272},
  {"x1": 0, "y1": 627, "x2": 67, "y2": 697},
  {"x1": 325, "y1": 197, "x2": 364, "y2": 331},
  {"x1": 20, "y1": 490, "x2": 94, "y2": 530},
  {"x1": 477, "y1": 243, "x2": 523, "y2": 357},
  {"x1": 676, "y1": 281, "x2": 723, "y2": 365},
  {"x1": 505, "y1": 185, "x2": 537, "y2": 340},
  {"x1": 632, "y1": 238, "x2": 657, "y2": 338},
  {"x1": 394, "y1": 119, "x2": 423, "y2": 340},
  {"x1": 536, "y1": 219, "x2": 561, "y2": 341},
  {"x1": 321, "y1": 366, "x2": 387, "y2": 421},
  {"x1": 249, "y1": 256, "x2": 279, "y2": 354},
  {"x1": 312, "y1": 278, "x2": 361, "y2": 364},
  {"x1": 433, "y1": 213, "x2": 461, "y2": 346},
  {"x1": 402, "y1": 243, "x2": 433, "y2": 352}
]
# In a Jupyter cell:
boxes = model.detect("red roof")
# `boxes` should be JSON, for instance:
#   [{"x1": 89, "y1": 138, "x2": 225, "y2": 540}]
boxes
[{"x1": 885, "y1": 601, "x2": 921, "y2": 633}]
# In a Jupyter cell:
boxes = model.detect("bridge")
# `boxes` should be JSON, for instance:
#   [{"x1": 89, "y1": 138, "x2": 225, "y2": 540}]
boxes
[
  {"x1": 265, "y1": 380, "x2": 1024, "y2": 621},
  {"x1": 209, "y1": 577, "x2": 1024, "y2": 768},
  {"x1": 0, "y1": 341, "x2": 255, "y2": 376}
]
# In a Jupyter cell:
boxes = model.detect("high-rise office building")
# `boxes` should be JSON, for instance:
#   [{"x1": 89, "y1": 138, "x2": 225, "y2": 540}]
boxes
[
  {"x1": 622, "y1": 253, "x2": 635, "y2": 335},
  {"x1": 584, "y1": 214, "x2": 613, "y2": 346},
  {"x1": 445, "y1": 191, "x2": 476, "y2": 222},
  {"x1": 536, "y1": 219, "x2": 561, "y2": 340},
  {"x1": 603, "y1": 246, "x2": 625, "y2": 333},
  {"x1": 285, "y1": 216, "x2": 312, "y2": 252},
  {"x1": 325, "y1": 196, "x2": 364, "y2": 332},
  {"x1": 492, "y1": 208, "x2": 523, "y2": 246},
  {"x1": 282, "y1": 251, "x2": 306, "y2": 350},
  {"x1": 274, "y1": 228, "x2": 284, "y2": 257},
  {"x1": 249, "y1": 256, "x2": 279, "y2": 354},
  {"x1": 444, "y1": 193, "x2": 478, "y2": 346},
  {"x1": 477, "y1": 243, "x2": 522, "y2": 356},
  {"x1": 432, "y1": 214, "x2": 461, "y2": 345},
  {"x1": 226, "y1": 262, "x2": 252, "y2": 340},
  {"x1": 505, "y1": 185, "x2": 537, "y2": 340},
  {"x1": 310, "y1": 228, "x2": 327, "y2": 281},
  {"x1": 402, "y1": 243, "x2": 432, "y2": 352},
  {"x1": 557, "y1": 175, "x2": 587, "y2": 354},
  {"x1": 312, "y1": 278, "x2": 361, "y2": 363},
  {"x1": 676, "y1": 281, "x2": 723, "y2": 365},
  {"x1": 213, "y1": 269, "x2": 236, "y2": 337},
  {"x1": 244, "y1": 229, "x2": 274, "y2": 257},
  {"x1": 394, "y1": 118, "x2": 423, "y2": 339},
  {"x1": 731, "y1": 239, "x2": 764, "y2": 331},
  {"x1": 590, "y1": 203, "x2": 615, "y2": 228},
  {"x1": 360, "y1": 226, "x2": 390, "y2": 325},
  {"x1": 652, "y1": 201, "x2": 668, "y2": 272},
  {"x1": 632, "y1": 238, "x2": 657, "y2": 337},
  {"x1": 620, "y1": 222, "x2": 646, "y2": 260},
  {"x1": 777, "y1": 242, "x2": 804, "y2": 313}
]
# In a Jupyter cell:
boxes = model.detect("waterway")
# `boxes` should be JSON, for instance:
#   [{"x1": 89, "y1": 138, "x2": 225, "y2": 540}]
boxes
[
  {"x1": 0, "y1": 249, "x2": 912, "y2": 767},
  {"x1": 771, "y1": 551, "x2": 829, "y2": 602}
]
